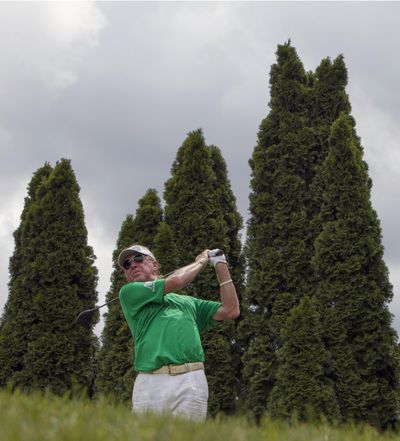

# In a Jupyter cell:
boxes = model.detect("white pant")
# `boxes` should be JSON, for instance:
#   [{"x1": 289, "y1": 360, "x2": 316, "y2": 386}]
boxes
[{"x1": 132, "y1": 369, "x2": 208, "y2": 421}]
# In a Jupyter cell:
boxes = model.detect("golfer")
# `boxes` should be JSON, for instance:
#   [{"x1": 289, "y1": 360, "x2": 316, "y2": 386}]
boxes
[{"x1": 118, "y1": 244, "x2": 240, "y2": 421}]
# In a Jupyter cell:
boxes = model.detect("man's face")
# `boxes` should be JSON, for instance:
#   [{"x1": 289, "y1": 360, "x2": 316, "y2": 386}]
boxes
[{"x1": 123, "y1": 254, "x2": 158, "y2": 283}]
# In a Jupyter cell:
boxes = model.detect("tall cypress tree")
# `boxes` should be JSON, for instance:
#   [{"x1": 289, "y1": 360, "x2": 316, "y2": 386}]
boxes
[
  {"x1": 209, "y1": 145, "x2": 245, "y2": 400},
  {"x1": 130, "y1": 189, "x2": 163, "y2": 246},
  {"x1": 1, "y1": 159, "x2": 98, "y2": 395},
  {"x1": 311, "y1": 113, "x2": 399, "y2": 428},
  {"x1": 312, "y1": 55, "x2": 351, "y2": 130},
  {"x1": 0, "y1": 163, "x2": 53, "y2": 387},
  {"x1": 164, "y1": 130, "x2": 227, "y2": 265},
  {"x1": 164, "y1": 129, "x2": 243, "y2": 415},
  {"x1": 241, "y1": 42, "x2": 316, "y2": 418},
  {"x1": 241, "y1": 43, "x2": 398, "y2": 425},
  {"x1": 208, "y1": 146, "x2": 245, "y2": 299},
  {"x1": 308, "y1": 57, "x2": 365, "y2": 423},
  {"x1": 95, "y1": 189, "x2": 163, "y2": 402},
  {"x1": 94, "y1": 214, "x2": 135, "y2": 402},
  {"x1": 153, "y1": 221, "x2": 180, "y2": 276},
  {"x1": 269, "y1": 296, "x2": 340, "y2": 421},
  {"x1": 308, "y1": 55, "x2": 352, "y2": 226}
]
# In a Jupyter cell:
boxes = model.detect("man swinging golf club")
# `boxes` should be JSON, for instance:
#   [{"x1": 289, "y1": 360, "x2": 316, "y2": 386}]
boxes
[{"x1": 118, "y1": 244, "x2": 240, "y2": 421}]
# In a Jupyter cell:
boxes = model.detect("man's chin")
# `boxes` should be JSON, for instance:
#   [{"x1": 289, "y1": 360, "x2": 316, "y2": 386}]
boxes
[{"x1": 128, "y1": 274, "x2": 144, "y2": 282}]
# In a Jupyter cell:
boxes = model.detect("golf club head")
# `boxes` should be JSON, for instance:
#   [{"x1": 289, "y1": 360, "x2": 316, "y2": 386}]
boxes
[
  {"x1": 74, "y1": 308, "x2": 96, "y2": 328},
  {"x1": 74, "y1": 297, "x2": 119, "y2": 328}
]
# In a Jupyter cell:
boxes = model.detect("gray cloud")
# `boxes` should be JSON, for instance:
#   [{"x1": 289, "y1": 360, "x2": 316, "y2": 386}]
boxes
[{"x1": 1, "y1": 1, "x2": 399, "y2": 335}]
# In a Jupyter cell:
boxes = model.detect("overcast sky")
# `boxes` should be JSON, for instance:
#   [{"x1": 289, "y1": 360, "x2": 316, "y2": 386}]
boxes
[{"x1": 1, "y1": 1, "x2": 399, "y2": 337}]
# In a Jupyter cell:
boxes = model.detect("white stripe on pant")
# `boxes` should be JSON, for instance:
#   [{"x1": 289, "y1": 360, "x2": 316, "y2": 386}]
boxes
[{"x1": 132, "y1": 369, "x2": 208, "y2": 421}]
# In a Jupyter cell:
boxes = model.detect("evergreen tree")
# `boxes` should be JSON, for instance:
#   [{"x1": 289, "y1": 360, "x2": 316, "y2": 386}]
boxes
[
  {"x1": 239, "y1": 332, "x2": 276, "y2": 418},
  {"x1": 269, "y1": 296, "x2": 340, "y2": 421},
  {"x1": 312, "y1": 55, "x2": 351, "y2": 130},
  {"x1": 153, "y1": 222, "x2": 180, "y2": 276},
  {"x1": 164, "y1": 129, "x2": 243, "y2": 415},
  {"x1": 0, "y1": 159, "x2": 98, "y2": 395},
  {"x1": 0, "y1": 163, "x2": 53, "y2": 386},
  {"x1": 308, "y1": 55, "x2": 352, "y2": 225},
  {"x1": 94, "y1": 214, "x2": 135, "y2": 401},
  {"x1": 164, "y1": 130, "x2": 227, "y2": 265},
  {"x1": 308, "y1": 54, "x2": 391, "y2": 425},
  {"x1": 209, "y1": 146, "x2": 245, "y2": 298},
  {"x1": 95, "y1": 189, "x2": 163, "y2": 402},
  {"x1": 209, "y1": 145, "x2": 245, "y2": 400},
  {"x1": 241, "y1": 42, "x2": 315, "y2": 418},
  {"x1": 311, "y1": 114, "x2": 399, "y2": 428},
  {"x1": 130, "y1": 189, "x2": 163, "y2": 246}
]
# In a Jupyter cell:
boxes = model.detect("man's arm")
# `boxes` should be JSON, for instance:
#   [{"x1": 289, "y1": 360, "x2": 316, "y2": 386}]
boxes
[
  {"x1": 212, "y1": 258, "x2": 240, "y2": 321},
  {"x1": 164, "y1": 250, "x2": 208, "y2": 294},
  {"x1": 164, "y1": 248, "x2": 240, "y2": 320}
]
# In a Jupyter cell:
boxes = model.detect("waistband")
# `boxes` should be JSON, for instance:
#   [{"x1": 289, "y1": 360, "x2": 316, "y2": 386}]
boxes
[{"x1": 141, "y1": 362, "x2": 204, "y2": 376}]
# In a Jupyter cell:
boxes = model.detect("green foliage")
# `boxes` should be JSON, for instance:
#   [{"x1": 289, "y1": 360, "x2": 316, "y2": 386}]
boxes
[
  {"x1": 164, "y1": 129, "x2": 244, "y2": 415},
  {"x1": 311, "y1": 114, "x2": 399, "y2": 428},
  {"x1": 153, "y1": 222, "x2": 180, "y2": 276},
  {"x1": 308, "y1": 54, "x2": 352, "y2": 225},
  {"x1": 240, "y1": 333, "x2": 275, "y2": 418},
  {"x1": 241, "y1": 41, "x2": 399, "y2": 428},
  {"x1": 269, "y1": 296, "x2": 340, "y2": 421},
  {"x1": 94, "y1": 214, "x2": 135, "y2": 402},
  {"x1": 208, "y1": 145, "x2": 245, "y2": 401},
  {"x1": 130, "y1": 189, "x2": 163, "y2": 247},
  {"x1": 241, "y1": 42, "x2": 316, "y2": 418},
  {"x1": 0, "y1": 163, "x2": 53, "y2": 385},
  {"x1": 95, "y1": 189, "x2": 163, "y2": 402},
  {"x1": 164, "y1": 129, "x2": 227, "y2": 264},
  {"x1": 209, "y1": 146, "x2": 245, "y2": 298},
  {"x1": 0, "y1": 160, "x2": 98, "y2": 395},
  {"x1": 1, "y1": 389, "x2": 398, "y2": 441},
  {"x1": 312, "y1": 55, "x2": 351, "y2": 125}
]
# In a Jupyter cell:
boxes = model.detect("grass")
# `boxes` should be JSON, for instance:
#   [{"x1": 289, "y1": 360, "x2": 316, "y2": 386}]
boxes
[{"x1": 0, "y1": 389, "x2": 398, "y2": 441}]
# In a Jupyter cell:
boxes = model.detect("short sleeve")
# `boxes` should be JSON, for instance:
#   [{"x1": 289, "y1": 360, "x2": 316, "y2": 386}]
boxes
[
  {"x1": 192, "y1": 297, "x2": 222, "y2": 332},
  {"x1": 119, "y1": 279, "x2": 165, "y2": 318}
]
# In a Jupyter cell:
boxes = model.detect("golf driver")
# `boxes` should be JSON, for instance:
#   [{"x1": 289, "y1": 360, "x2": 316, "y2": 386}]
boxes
[{"x1": 74, "y1": 248, "x2": 223, "y2": 327}]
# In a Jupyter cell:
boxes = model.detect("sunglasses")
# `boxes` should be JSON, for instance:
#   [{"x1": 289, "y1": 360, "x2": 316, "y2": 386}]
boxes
[{"x1": 122, "y1": 254, "x2": 145, "y2": 270}]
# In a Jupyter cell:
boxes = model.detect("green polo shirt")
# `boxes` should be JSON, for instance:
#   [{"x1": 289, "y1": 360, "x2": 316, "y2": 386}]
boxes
[{"x1": 119, "y1": 279, "x2": 221, "y2": 372}]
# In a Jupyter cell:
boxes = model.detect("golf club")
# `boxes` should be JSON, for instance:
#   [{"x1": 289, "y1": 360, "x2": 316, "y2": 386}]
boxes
[
  {"x1": 74, "y1": 248, "x2": 223, "y2": 327},
  {"x1": 74, "y1": 297, "x2": 120, "y2": 328}
]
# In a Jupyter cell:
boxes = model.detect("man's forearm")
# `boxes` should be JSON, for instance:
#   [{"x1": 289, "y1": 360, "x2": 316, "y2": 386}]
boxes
[
  {"x1": 213, "y1": 263, "x2": 240, "y2": 320},
  {"x1": 164, "y1": 255, "x2": 207, "y2": 293}
]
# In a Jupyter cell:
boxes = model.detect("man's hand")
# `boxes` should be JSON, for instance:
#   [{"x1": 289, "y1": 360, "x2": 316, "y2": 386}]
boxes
[{"x1": 208, "y1": 250, "x2": 227, "y2": 267}]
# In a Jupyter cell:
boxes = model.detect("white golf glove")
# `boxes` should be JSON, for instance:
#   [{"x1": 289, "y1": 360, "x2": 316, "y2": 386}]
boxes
[{"x1": 208, "y1": 249, "x2": 228, "y2": 267}]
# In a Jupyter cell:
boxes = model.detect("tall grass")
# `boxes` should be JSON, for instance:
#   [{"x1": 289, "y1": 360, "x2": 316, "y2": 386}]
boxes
[{"x1": 0, "y1": 390, "x2": 397, "y2": 441}]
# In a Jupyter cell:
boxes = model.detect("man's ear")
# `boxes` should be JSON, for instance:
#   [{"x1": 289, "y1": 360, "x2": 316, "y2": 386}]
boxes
[{"x1": 152, "y1": 260, "x2": 159, "y2": 272}]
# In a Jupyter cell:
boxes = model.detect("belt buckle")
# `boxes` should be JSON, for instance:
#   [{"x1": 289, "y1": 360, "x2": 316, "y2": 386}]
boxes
[
  {"x1": 168, "y1": 364, "x2": 188, "y2": 375},
  {"x1": 168, "y1": 365, "x2": 179, "y2": 375}
]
